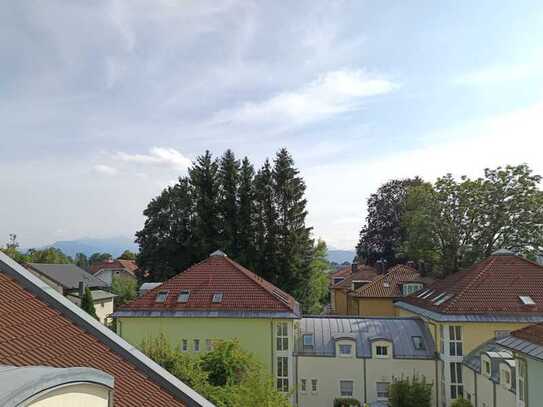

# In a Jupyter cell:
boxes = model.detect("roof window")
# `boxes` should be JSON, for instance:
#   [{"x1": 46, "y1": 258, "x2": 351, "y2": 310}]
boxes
[
  {"x1": 155, "y1": 290, "x2": 169, "y2": 303},
  {"x1": 435, "y1": 293, "x2": 454, "y2": 305},
  {"x1": 431, "y1": 292, "x2": 447, "y2": 303},
  {"x1": 212, "y1": 292, "x2": 224, "y2": 303},
  {"x1": 421, "y1": 290, "x2": 435, "y2": 299},
  {"x1": 519, "y1": 295, "x2": 536, "y2": 305},
  {"x1": 177, "y1": 290, "x2": 190, "y2": 303},
  {"x1": 412, "y1": 336, "x2": 425, "y2": 350},
  {"x1": 417, "y1": 289, "x2": 430, "y2": 298},
  {"x1": 383, "y1": 282, "x2": 390, "y2": 288}
]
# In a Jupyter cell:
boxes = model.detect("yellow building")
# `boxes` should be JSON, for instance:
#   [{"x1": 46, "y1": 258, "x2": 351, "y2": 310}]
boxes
[
  {"x1": 395, "y1": 249, "x2": 543, "y2": 406},
  {"x1": 330, "y1": 264, "x2": 378, "y2": 314}
]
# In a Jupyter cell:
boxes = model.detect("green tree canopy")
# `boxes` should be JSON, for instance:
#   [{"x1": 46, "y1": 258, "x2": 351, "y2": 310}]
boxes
[
  {"x1": 111, "y1": 276, "x2": 137, "y2": 307},
  {"x1": 89, "y1": 252, "x2": 112, "y2": 265},
  {"x1": 81, "y1": 287, "x2": 97, "y2": 319},
  {"x1": 118, "y1": 250, "x2": 136, "y2": 260}
]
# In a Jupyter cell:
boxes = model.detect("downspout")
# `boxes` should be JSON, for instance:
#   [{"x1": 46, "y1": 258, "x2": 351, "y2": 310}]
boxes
[
  {"x1": 363, "y1": 357, "x2": 367, "y2": 404},
  {"x1": 474, "y1": 369, "x2": 478, "y2": 407},
  {"x1": 493, "y1": 379, "x2": 496, "y2": 407}
]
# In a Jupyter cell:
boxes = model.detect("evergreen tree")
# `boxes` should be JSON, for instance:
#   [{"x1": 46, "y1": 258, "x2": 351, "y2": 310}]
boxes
[
  {"x1": 118, "y1": 250, "x2": 136, "y2": 261},
  {"x1": 81, "y1": 287, "x2": 98, "y2": 319},
  {"x1": 189, "y1": 151, "x2": 221, "y2": 260},
  {"x1": 238, "y1": 157, "x2": 256, "y2": 269},
  {"x1": 253, "y1": 159, "x2": 278, "y2": 283},
  {"x1": 272, "y1": 148, "x2": 313, "y2": 296},
  {"x1": 218, "y1": 150, "x2": 241, "y2": 258},
  {"x1": 74, "y1": 253, "x2": 89, "y2": 270},
  {"x1": 136, "y1": 178, "x2": 194, "y2": 281}
]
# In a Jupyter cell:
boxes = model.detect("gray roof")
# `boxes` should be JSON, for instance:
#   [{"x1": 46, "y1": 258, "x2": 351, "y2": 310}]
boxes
[
  {"x1": 0, "y1": 252, "x2": 214, "y2": 407},
  {"x1": 140, "y1": 282, "x2": 162, "y2": 292},
  {"x1": 0, "y1": 365, "x2": 113, "y2": 407},
  {"x1": 463, "y1": 340, "x2": 516, "y2": 392},
  {"x1": 395, "y1": 301, "x2": 543, "y2": 323},
  {"x1": 498, "y1": 335, "x2": 543, "y2": 361},
  {"x1": 296, "y1": 316, "x2": 435, "y2": 359},
  {"x1": 28, "y1": 263, "x2": 107, "y2": 290}
]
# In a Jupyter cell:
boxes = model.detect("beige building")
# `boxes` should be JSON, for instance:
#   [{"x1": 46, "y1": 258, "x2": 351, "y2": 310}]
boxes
[{"x1": 295, "y1": 316, "x2": 438, "y2": 407}]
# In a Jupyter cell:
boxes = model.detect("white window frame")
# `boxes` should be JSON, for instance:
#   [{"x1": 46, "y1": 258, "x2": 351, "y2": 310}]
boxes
[
  {"x1": 311, "y1": 378, "x2": 318, "y2": 394},
  {"x1": 449, "y1": 326, "x2": 463, "y2": 356},
  {"x1": 376, "y1": 382, "x2": 390, "y2": 400},
  {"x1": 276, "y1": 356, "x2": 289, "y2": 393},
  {"x1": 403, "y1": 283, "x2": 423, "y2": 296},
  {"x1": 181, "y1": 339, "x2": 188, "y2": 352},
  {"x1": 338, "y1": 344, "x2": 353, "y2": 357},
  {"x1": 193, "y1": 339, "x2": 200, "y2": 352},
  {"x1": 449, "y1": 362, "x2": 464, "y2": 400},
  {"x1": 276, "y1": 322, "x2": 288, "y2": 351},
  {"x1": 300, "y1": 378, "x2": 307, "y2": 393},
  {"x1": 339, "y1": 379, "x2": 354, "y2": 397}
]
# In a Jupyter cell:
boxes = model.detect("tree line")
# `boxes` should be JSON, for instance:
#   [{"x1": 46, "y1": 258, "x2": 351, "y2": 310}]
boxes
[
  {"x1": 136, "y1": 148, "x2": 329, "y2": 313},
  {"x1": 356, "y1": 164, "x2": 543, "y2": 276}
]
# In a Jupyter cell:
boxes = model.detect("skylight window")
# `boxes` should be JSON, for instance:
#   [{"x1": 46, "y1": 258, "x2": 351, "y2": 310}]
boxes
[
  {"x1": 417, "y1": 289, "x2": 430, "y2": 298},
  {"x1": 431, "y1": 292, "x2": 447, "y2": 303},
  {"x1": 177, "y1": 290, "x2": 190, "y2": 303},
  {"x1": 212, "y1": 292, "x2": 224, "y2": 303},
  {"x1": 421, "y1": 290, "x2": 435, "y2": 299},
  {"x1": 435, "y1": 293, "x2": 454, "y2": 305},
  {"x1": 412, "y1": 336, "x2": 425, "y2": 350},
  {"x1": 155, "y1": 290, "x2": 169, "y2": 303},
  {"x1": 519, "y1": 296, "x2": 536, "y2": 305},
  {"x1": 383, "y1": 282, "x2": 390, "y2": 288}
]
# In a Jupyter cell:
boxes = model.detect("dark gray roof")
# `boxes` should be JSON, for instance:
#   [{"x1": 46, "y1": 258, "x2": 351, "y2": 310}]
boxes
[
  {"x1": 28, "y1": 263, "x2": 107, "y2": 290},
  {"x1": 395, "y1": 301, "x2": 543, "y2": 323},
  {"x1": 114, "y1": 309, "x2": 299, "y2": 319},
  {"x1": 0, "y1": 365, "x2": 113, "y2": 407},
  {"x1": 296, "y1": 316, "x2": 435, "y2": 359},
  {"x1": 463, "y1": 340, "x2": 516, "y2": 392},
  {"x1": 498, "y1": 335, "x2": 543, "y2": 361}
]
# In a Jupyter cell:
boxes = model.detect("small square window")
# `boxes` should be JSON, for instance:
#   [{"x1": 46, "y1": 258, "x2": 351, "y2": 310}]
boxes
[
  {"x1": 301, "y1": 378, "x2": 307, "y2": 393},
  {"x1": 339, "y1": 344, "x2": 353, "y2": 356},
  {"x1": 193, "y1": 339, "x2": 200, "y2": 352},
  {"x1": 212, "y1": 292, "x2": 223, "y2": 303},
  {"x1": 376, "y1": 382, "x2": 389, "y2": 399},
  {"x1": 155, "y1": 291, "x2": 168, "y2": 303},
  {"x1": 412, "y1": 336, "x2": 425, "y2": 350},
  {"x1": 376, "y1": 345, "x2": 389, "y2": 357},
  {"x1": 339, "y1": 380, "x2": 354, "y2": 397},
  {"x1": 177, "y1": 290, "x2": 190, "y2": 303}
]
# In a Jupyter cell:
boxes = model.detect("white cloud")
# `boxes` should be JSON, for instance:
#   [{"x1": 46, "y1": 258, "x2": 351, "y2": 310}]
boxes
[
  {"x1": 455, "y1": 63, "x2": 539, "y2": 86},
  {"x1": 305, "y1": 102, "x2": 543, "y2": 250},
  {"x1": 210, "y1": 69, "x2": 397, "y2": 129},
  {"x1": 115, "y1": 147, "x2": 192, "y2": 171},
  {"x1": 93, "y1": 164, "x2": 118, "y2": 175}
]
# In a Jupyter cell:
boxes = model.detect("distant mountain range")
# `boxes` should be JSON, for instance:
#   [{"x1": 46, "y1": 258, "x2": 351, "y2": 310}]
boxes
[
  {"x1": 327, "y1": 248, "x2": 356, "y2": 264},
  {"x1": 41, "y1": 237, "x2": 138, "y2": 258}
]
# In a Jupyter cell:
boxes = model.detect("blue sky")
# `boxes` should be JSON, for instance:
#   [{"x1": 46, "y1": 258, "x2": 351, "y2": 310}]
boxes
[{"x1": 1, "y1": 1, "x2": 543, "y2": 250}]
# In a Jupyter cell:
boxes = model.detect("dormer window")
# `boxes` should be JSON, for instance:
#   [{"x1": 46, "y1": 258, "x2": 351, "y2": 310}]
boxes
[
  {"x1": 376, "y1": 345, "x2": 388, "y2": 357},
  {"x1": 339, "y1": 344, "x2": 353, "y2": 356},
  {"x1": 412, "y1": 336, "x2": 425, "y2": 350},
  {"x1": 333, "y1": 277, "x2": 345, "y2": 286},
  {"x1": 155, "y1": 290, "x2": 168, "y2": 303},
  {"x1": 519, "y1": 295, "x2": 535, "y2": 305},
  {"x1": 303, "y1": 334, "x2": 314, "y2": 352},
  {"x1": 372, "y1": 340, "x2": 392, "y2": 359},
  {"x1": 212, "y1": 292, "x2": 223, "y2": 303},
  {"x1": 177, "y1": 290, "x2": 190, "y2": 303},
  {"x1": 403, "y1": 283, "x2": 423, "y2": 296},
  {"x1": 501, "y1": 366, "x2": 511, "y2": 388},
  {"x1": 482, "y1": 356, "x2": 491, "y2": 376},
  {"x1": 352, "y1": 280, "x2": 366, "y2": 290},
  {"x1": 335, "y1": 339, "x2": 355, "y2": 357}
]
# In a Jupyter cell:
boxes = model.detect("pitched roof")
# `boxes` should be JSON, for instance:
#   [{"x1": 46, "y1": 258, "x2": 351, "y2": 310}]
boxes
[
  {"x1": 297, "y1": 316, "x2": 435, "y2": 359},
  {"x1": 0, "y1": 252, "x2": 213, "y2": 407},
  {"x1": 399, "y1": 252, "x2": 543, "y2": 315},
  {"x1": 89, "y1": 259, "x2": 139, "y2": 275},
  {"x1": 332, "y1": 265, "x2": 378, "y2": 289},
  {"x1": 26, "y1": 263, "x2": 107, "y2": 290},
  {"x1": 352, "y1": 264, "x2": 428, "y2": 298},
  {"x1": 118, "y1": 252, "x2": 300, "y2": 317},
  {"x1": 498, "y1": 323, "x2": 543, "y2": 360},
  {"x1": 463, "y1": 340, "x2": 515, "y2": 389}
]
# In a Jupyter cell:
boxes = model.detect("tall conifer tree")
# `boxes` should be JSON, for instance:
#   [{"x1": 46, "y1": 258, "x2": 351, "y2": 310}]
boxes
[
  {"x1": 238, "y1": 157, "x2": 256, "y2": 268},
  {"x1": 218, "y1": 150, "x2": 240, "y2": 258}
]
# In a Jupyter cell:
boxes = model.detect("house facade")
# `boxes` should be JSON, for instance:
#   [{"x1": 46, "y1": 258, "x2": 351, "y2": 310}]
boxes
[
  {"x1": 395, "y1": 250, "x2": 543, "y2": 406},
  {"x1": 114, "y1": 250, "x2": 301, "y2": 396},
  {"x1": 330, "y1": 264, "x2": 378, "y2": 314},
  {"x1": 90, "y1": 259, "x2": 140, "y2": 285}
]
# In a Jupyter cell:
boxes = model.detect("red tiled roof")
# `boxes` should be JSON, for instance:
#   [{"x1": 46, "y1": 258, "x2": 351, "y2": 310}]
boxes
[
  {"x1": 90, "y1": 259, "x2": 139, "y2": 276},
  {"x1": 511, "y1": 323, "x2": 543, "y2": 346},
  {"x1": 402, "y1": 253, "x2": 543, "y2": 315},
  {"x1": 331, "y1": 265, "x2": 378, "y2": 288},
  {"x1": 120, "y1": 254, "x2": 299, "y2": 314},
  {"x1": 352, "y1": 264, "x2": 429, "y2": 298},
  {"x1": 0, "y1": 273, "x2": 185, "y2": 407}
]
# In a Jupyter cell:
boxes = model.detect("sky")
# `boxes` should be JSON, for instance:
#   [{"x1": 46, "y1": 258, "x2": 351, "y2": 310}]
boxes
[{"x1": 1, "y1": 1, "x2": 543, "y2": 251}]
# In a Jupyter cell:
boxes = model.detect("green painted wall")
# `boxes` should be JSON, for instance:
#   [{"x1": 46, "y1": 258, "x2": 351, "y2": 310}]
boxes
[
  {"x1": 527, "y1": 356, "x2": 543, "y2": 406},
  {"x1": 118, "y1": 317, "x2": 275, "y2": 372}
]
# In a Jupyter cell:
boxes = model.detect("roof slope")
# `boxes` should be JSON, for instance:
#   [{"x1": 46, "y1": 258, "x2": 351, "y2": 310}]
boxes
[
  {"x1": 27, "y1": 263, "x2": 107, "y2": 290},
  {"x1": 332, "y1": 266, "x2": 379, "y2": 289},
  {"x1": 400, "y1": 252, "x2": 543, "y2": 315},
  {"x1": 119, "y1": 252, "x2": 300, "y2": 316},
  {"x1": 463, "y1": 340, "x2": 515, "y2": 388},
  {"x1": 90, "y1": 259, "x2": 139, "y2": 275},
  {"x1": 0, "y1": 252, "x2": 213, "y2": 407},
  {"x1": 498, "y1": 323, "x2": 543, "y2": 360},
  {"x1": 297, "y1": 316, "x2": 435, "y2": 359},
  {"x1": 352, "y1": 264, "x2": 426, "y2": 298}
]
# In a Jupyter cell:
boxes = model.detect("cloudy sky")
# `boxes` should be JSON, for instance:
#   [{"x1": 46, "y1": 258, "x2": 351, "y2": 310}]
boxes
[{"x1": 2, "y1": 1, "x2": 543, "y2": 250}]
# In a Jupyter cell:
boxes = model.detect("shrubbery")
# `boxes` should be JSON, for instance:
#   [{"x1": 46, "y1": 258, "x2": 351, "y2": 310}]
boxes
[
  {"x1": 389, "y1": 375, "x2": 432, "y2": 407},
  {"x1": 451, "y1": 398, "x2": 473, "y2": 407},
  {"x1": 334, "y1": 397, "x2": 361, "y2": 407}
]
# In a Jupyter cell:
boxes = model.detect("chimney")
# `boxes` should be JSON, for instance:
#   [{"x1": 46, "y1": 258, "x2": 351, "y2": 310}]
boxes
[
  {"x1": 406, "y1": 260, "x2": 416, "y2": 269},
  {"x1": 351, "y1": 261, "x2": 358, "y2": 274},
  {"x1": 376, "y1": 259, "x2": 387, "y2": 275},
  {"x1": 78, "y1": 281, "x2": 86, "y2": 299}
]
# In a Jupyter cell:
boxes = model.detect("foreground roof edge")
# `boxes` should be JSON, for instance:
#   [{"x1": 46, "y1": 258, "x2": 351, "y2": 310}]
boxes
[{"x1": 0, "y1": 251, "x2": 215, "y2": 407}]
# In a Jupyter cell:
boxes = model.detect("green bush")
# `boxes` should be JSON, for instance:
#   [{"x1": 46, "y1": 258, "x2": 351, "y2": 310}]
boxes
[
  {"x1": 451, "y1": 398, "x2": 473, "y2": 407},
  {"x1": 389, "y1": 375, "x2": 432, "y2": 407},
  {"x1": 334, "y1": 398, "x2": 361, "y2": 407}
]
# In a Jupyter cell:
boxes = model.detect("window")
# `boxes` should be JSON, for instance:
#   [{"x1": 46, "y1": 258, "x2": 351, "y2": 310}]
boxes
[
  {"x1": 501, "y1": 368, "x2": 511, "y2": 388},
  {"x1": 376, "y1": 382, "x2": 390, "y2": 399},
  {"x1": 519, "y1": 295, "x2": 535, "y2": 305},
  {"x1": 450, "y1": 362, "x2": 463, "y2": 399},
  {"x1": 276, "y1": 322, "x2": 288, "y2": 351},
  {"x1": 435, "y1": 293, "x2": 454, "y2": 305},
  {"x1": 333, "y1": 277, "x2": 345, "y2": 285},
  {"x1": 212, "y1": 292, "x2": 223, "y2": 303},
  {"x1": 449, "y1": 326, "x2": 463, "y2": 356},
  {"x1": 276, "y1": 356, "x2": 288, "y2": 392},
  {"x1": 181, "y1": 339, "x2": 188, "y2": 352},
  {"x1": 300, "y1": 378, "x2": 307, "y2": 393},
  {"x1": 339, "y1": 380, "x2": 354, "y2": 397},
  {"x1": 483, "y1": 359, "x2": 491, "y2": 376},
  {"x1": 412, "y1": 336, "x2": 425, "y2": 350},
  {"x1": 338, "y1": 344, "x2": 353, "y2": 356},
  {"x1": 303, "y1": 334, "x2": 314, "y2": 352},
  {"x1": 311, "y1": 379, "x2": 318, "y2": 393},
  {"x1": 177, "y1": 290, "x2": 190, "y2": 303},
  {"x1": 403, "y1": 283, "x2": 423, "y2": 296},
  {"x1": 352, "y1": 280, "x2": 366, "y2": 290},
  {"x1": 518, "y1": 359, "x2": 526, "y2": 403},
  {"x1": 376, "y1": 345, "x2": 389, "y2": 358},
  {"x1": 206, "y1": 339, "x2": 214, "y2": 351},
  {"x1": 155, "y1": 290, "x2": 168, "y2": 303},
  {"x1": 193, "y1": 339, "x2": 200, "y2": 352}
]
